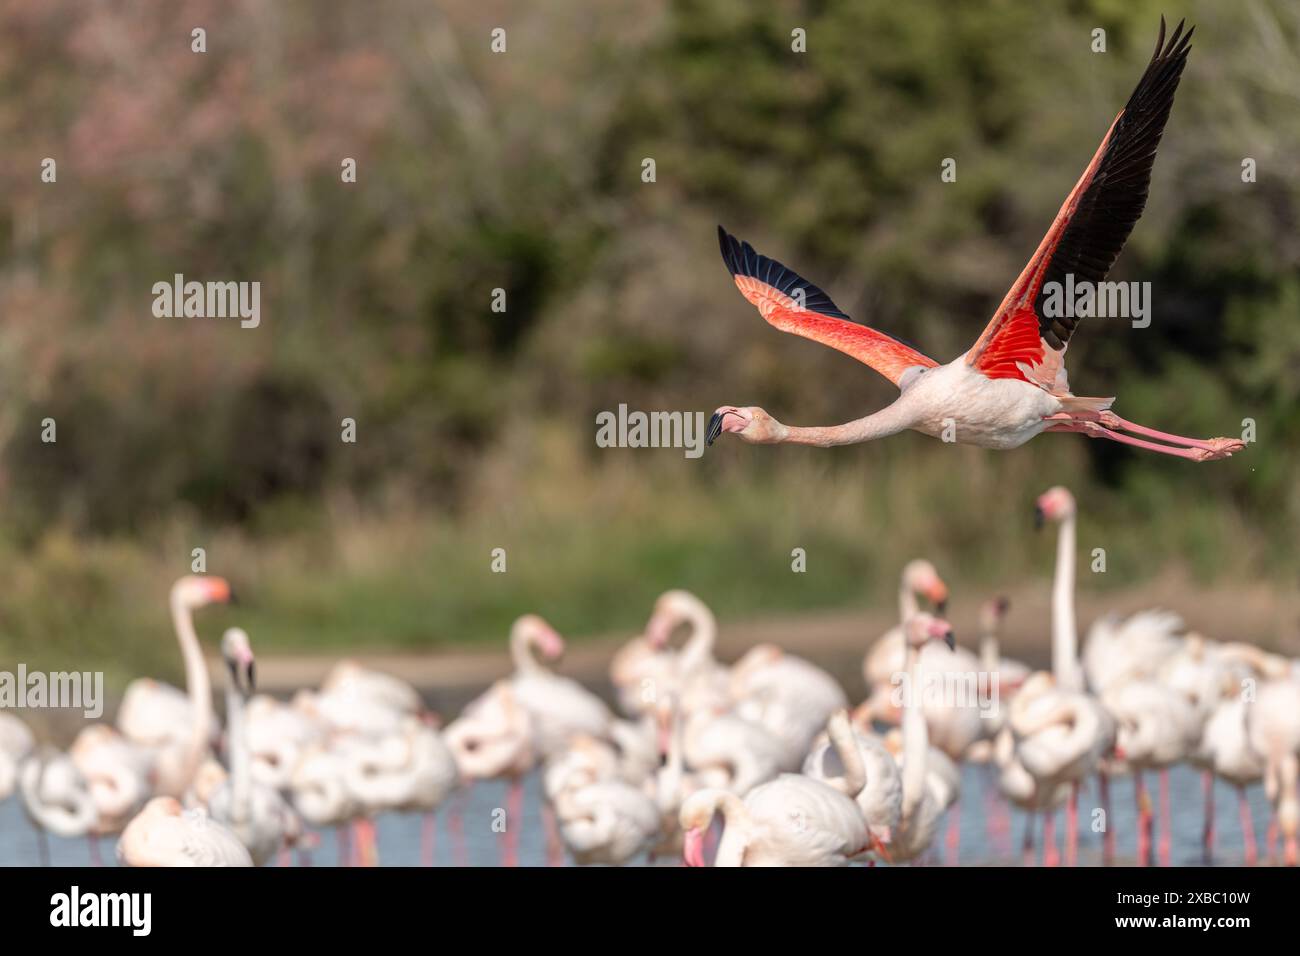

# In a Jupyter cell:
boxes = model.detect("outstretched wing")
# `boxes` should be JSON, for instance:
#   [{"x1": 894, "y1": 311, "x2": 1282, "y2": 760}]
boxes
[
  {"x1": 966, "y1": 17, "x2": 1193, "y2": 386},
  {"x1": 717, "y1": 226, "x2": 938, "y2": 388}
]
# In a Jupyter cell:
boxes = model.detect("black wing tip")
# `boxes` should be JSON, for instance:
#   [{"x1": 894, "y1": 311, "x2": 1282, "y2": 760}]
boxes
[{"x1": 713, "y1": 224, "x2": 852, "y2": 321}]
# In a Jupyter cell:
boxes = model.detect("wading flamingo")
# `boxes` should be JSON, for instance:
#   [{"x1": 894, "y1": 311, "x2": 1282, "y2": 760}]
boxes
[
  {"x1": 705, "y1": 19, "x2": 1242, "y2": 463},
  {"x1": 206, "y1": 628, "x2": 299, "y2": 866},
  {"x1": 68, "y1": 726, "x2": 152, "y2": 864},
  {"x1": 118, "y1": 796, "x2": 252, "y2": 867},
  {"x1": 680, "y1": 710, "x2": 870, "y2": 866},
  {"x1": 1246, "y1": 676, "x2": 1300, "y2": 866}
]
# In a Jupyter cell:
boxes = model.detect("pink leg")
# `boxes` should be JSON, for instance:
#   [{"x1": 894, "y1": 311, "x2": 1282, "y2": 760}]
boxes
[
  {"x1": 1099, "y1": 411, "x2": 1245, "y2": 456},
  {"x1": 278, "y1": 846, "x2": 292, "y2": 867},
  {"x1": 502, "y1": 778, "x2": 524, "y2": 867},
  {"x1": 1135, "y1": 772, "x2": 1152, "y2": 866},
  {"x1": 1022, "y1": 811, "x2": 1036, "y2": 867},
  {"x1": 1043, "y1": 811, "x2": 1059, "y2": 867},
  {"x1": 985, "y1": 768, "x2": 1011, "y2": 858},
  {"x1": 88, "y1": 834, "x2": 103, "y2": 867},
  {"x1": 421, "y1": 810, "x2": 436, "y2": 867},
  {"x1": 1158, "y1": 768, "x2": 1173, "y2": 866},
  {"x1": 1066, "y1": 784, "x2": 1078, "y2": 868},
  {"x1": 1266, "y1": 815, "x2": 1278, "y2": 863},
  {"x1": 1238, "y1": 788, "x2": 1257, "y2": 866},
  {"x1": 542, "y1": 801, "x2": 565, "y2": 867},
  {"x1": 1202, "y1": 771, "x2": 1215, "y2": 864},
  {"x1": 1047, "y1": 420, "x2": 1240, "y2": 461},
  {"x1": 1099, "y1": 772, "x2": 1115, "y2": 865},
  {"x1": 945, "y1": 802, "x2": 961, "y2": 866}
]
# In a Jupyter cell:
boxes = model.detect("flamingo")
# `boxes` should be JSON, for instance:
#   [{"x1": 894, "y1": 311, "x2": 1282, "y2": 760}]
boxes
[
  {"x1": 0, "y1": 713, "x2": 34, "y2": 809},
  {"x1": 632, "y1": 589, "x2": 731, "y2": 715},
  {"x1": 17, "y1": 749, "x2": 96, "y2": 865},
  {"x1": 205, "y1": 628, "x2": 299, "y2": 866},
  {"x1": 244, "y1": 692, "x2": 327, "y2": 792},
  {"x1": 680, "y1": 709, "x2": 870, "y2": 866},
  {"x1": 289, "y1": 740, "x2": 364, "y2": 866},
  {"x1": 729, "y1": 643, "x2": 848, "y2": 769},
  {"x1": 1246, "y1": 675, "x2": 1300, "y2": 866},
  {"x1": 68, "y1": 725, "x2": 152, "y2": 864},
  {"x1": 141, "y1": 575, "x2": 235, "y2": 798},
  {"x1": 861, "y1": 559, "x2": 949, "y2": 726},
  {"x1": 118, "y1": 796, "x2": 252, "y2": 867},
  {"x1": 705, "y1": 19, "x2": 1242, "y2": 464},
  {"x1": 802, "y1": 724, "x2": 901, "y2": 858},
  {"x1": 1201, "y1": 687, "x2": 1265, "y2": 866},
  {"x1": 548, "y1": 759, "x2": 660, "y2": 866}
]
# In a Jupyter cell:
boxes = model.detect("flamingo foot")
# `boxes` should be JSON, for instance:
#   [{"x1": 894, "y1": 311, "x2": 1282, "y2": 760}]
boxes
[{"x1": 1074, "y1": 420, "x2": 1243, "y2": 461}]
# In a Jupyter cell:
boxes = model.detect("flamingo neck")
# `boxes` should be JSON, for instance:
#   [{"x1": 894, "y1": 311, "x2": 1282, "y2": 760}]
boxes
[
  {"x1": 679, "y1": 603, "x2": 717, "y2": 675},
  {"x1": 777, "y1": 402, "x2": 915, "y2": 448},
  {"x1": 827, "y1": 718, "x2": 866, "y2": 798},
  {"x1": 225, "y1": 682, "x2": 251, "y2": 824},
  {"x1": 170, "y1": 595, "x2": 211, "y2": 793},
  {"x1": 898, "y1": 579, "x2": 919, "y2": 626},
  {"x1": 1052, "y1": 513, "x2": 1081, "y2": 691},
  {"x1": 979, "y1": 624, "x2": 1000, "y2": 674},
  {"x1": 900, "y1": 643, "x2": 929, "y2": 816},
  {"x1": 510, "y1": 628, "x2": 548, "y2": 676}
]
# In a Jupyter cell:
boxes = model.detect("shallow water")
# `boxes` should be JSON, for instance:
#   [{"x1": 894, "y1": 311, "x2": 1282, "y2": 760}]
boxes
[{"x1": 0, "y1": 762, "x2": 1274, "y2": 866}]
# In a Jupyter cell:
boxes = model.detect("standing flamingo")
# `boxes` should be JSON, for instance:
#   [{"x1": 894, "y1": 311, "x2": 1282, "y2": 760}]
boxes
[
  {"x1": 729, "y1": 643, "x2": 848, "y2": 770},
  {"x1": 1246, "y1": 675, "x2": 1300, "y2": 866},
  {"x1": 679, "y1": 710, "x2": 870, "y2": 866},
  {"x1": 802, "y1": 723, "x2": 901, "y2": 858},
  {"x1": 861, "y1": 559, "x2": 948, "y2": 726},
  {"x1": 17, "y1": 749, "x2": 96, "y2": 865},
  {"x1": 705, "y1": 19, "x2": 1241, "y2": 463},
  {"x1": 68, "y1": 726, "x2": 152, "y2": 864}
]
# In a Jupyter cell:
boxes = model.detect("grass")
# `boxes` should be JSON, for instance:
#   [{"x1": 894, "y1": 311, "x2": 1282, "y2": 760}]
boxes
[{"x1": 0, "y1": 422, "x2": 1285, "y2": 689}]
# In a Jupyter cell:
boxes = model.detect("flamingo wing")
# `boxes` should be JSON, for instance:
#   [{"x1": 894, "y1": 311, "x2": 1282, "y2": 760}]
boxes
[
  {"x1": 966, "y1": 18, "x2": 1193, "y2": 386},
  {"x1": 717, "y1": 226, "x2": 938, "y2": 388}
]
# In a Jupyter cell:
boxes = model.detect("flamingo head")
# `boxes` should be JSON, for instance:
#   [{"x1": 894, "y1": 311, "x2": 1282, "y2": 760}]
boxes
[
  {"x1": 1034, "y1": 486, "x2": 1076, "y2": 527},
  {"x1": 514, "y1": 614, "x2": 566, "y2": 660},
  {"x1": 705, "y1": 405, "x2": 782, "y2": 446},
  {"x1": 679, "y1": 790, "x2": 722, "y2": 867},
  {"x1": 171, "y1": 574, "x2": 235, "y2": 611},
  {"x1": 645, "y1": 589, "x2": 708, "y2": 649},
  {"x1": 979, "y1": 596, "x2": 1011, "y2": 633},
  {"x1": 903, "y1": 612, "x2": 955, "y2": 651},
  {"x1": 221, "y1": 627, "x2": 256, "y2": 697},
  {"x1": 903, "y1": 559, "x2": 948, "y2": 613}
]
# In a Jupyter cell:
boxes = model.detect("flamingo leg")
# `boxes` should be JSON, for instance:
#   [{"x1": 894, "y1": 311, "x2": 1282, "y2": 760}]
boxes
[
  {"x1": 278, "y1": 846, "x2": 292, "y2": 867},
  {"x1": 1066, "y1": 784, "x2": 1078, "y2": 867},
  {"x1": 1202, "y1": 771, "x2": 1215, "y2": 864},
  {"x1": 542, "y1": 801, "x2": 565, "y2": 867},
  {"x1": 945, "y1": 801, "x2": 961, "y2": 866},
  {"x1": 1021, "y1": 811, "x2": 1036, "y2": 867},
  {"x1": 421, "y1": 810, "x2": 437, "y2": 867},
  {"x1": 984, "y1": 767, "x2": 1011, "y2": 858},
  {"x1": 1046, "y1": 421, "x2": 1239, "y2": 461},
  {"x1": 1042, "y1": 811, "x2": 1059, "y2": 867},
  {"x1": 1098, "y1": 411, "x2": 1245, "y2": 456},
  {"x1": 1237, "y1": 787, "x2": 1256, "y2": 866},
  {"x1": 1098, "y1": 771, "x2": 1115, "y2": 866},
  {"x1": 1135, "y1": 771, "x2": 1152, "y2": 866},
  {"x1": 36, "y1": 826, "x2": 50, "y2": 867},
  {"x1": 87, "y1": 834, "x2": 103, "y2": 867},
  {"x1": 502, "y1": 777, "x2": 524, "y2": 867},
  {"x1": 1266, "y1": 814, "x2": 1278, "y2": 863},
  {"x1": 1158, "y1": 768, "x2": 1173, "y2": 866}
]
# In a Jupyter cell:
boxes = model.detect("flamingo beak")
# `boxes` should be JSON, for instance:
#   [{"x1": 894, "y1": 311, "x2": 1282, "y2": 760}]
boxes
[
  {"x1": 706, "y1": 412, "x2": 724, "y2": 447},
  {"x1": 683, "y1": 827, "x2": 707, "y2": 867},
  {"x1": 870, "y1": 828, "x2": 894, "y2": 864},
  {"x1": 1033, "y1": 505, "x2": 1046, "y2": 530}
]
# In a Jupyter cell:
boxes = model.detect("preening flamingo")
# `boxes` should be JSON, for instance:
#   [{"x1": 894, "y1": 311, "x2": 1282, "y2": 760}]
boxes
[
  {"x1": 802, "y1": 723, "x2": 901, "y2": 858},
  {"x1": 68, "y1": 725, "x2": 152, "y2": 863},
  {"x1": 680, "y1": 710, "x2": 870, "y2": 866},
  {"x1": 706, "y1": 19, "x2": 1242, "y2": 463},
  {"x1": 118, "y1": 796, "x2": 252, "y2": 867},
  {"x1": 17, "y1": 749, "x2": 96, "y2": 865}
]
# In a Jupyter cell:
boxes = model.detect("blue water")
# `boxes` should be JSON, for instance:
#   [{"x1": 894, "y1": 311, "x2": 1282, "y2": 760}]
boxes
[{"x1": 0, "y1": 762, "x2": 1275, "y2": 866}]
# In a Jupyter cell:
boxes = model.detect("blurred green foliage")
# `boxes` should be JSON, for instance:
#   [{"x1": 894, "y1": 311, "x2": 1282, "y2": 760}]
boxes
[{"x1": 0, "y1": 1, "x2": 1296, "y2": 676}]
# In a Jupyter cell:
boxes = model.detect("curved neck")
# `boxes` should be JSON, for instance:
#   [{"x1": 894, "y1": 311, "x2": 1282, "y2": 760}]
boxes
[
  {"x1": 900, "y1": 644, "x2": 929, "y2": 816},
  {"x1": 979, "y1": 622, "x2": 999, "y2": 674},
  {"x1": 679, "y1": 603, "x2": 717, "y2": 675},
  {"x1": 777, "y1": 402, "x2": 915, "y2": 448},
  {"x1": 510, "y1": 629, "x2": 547, "y2": 676},
  {"x1": 1051, "y1": 514, "x2": 1080, "y2": 691},
  {"x1": 170, "y1": 595, "x2": 211, "y2": 793},
  {"x1": 898, "y1": 579, "x2": 919, "y2": 626},
  {"x1": 226, "y1": 682, "x2": 250, "y2": 823},
  {"x1": 827, "y1": 719, "x2": 866, "y2": 798}
]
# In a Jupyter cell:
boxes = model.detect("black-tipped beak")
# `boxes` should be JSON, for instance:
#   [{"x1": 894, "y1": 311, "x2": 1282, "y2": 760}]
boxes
[
  {"x1": 706, "y1": 412, "x2": 724, "y2": 447},
  {"x1": 1033, "y1": 506, "x2": 1045, "y2": 530},
  {"x1": 996, "y1": 596, "x2": 1011, "y2": 615},
  {"x1": 247, "y1": 660, "x2": 257, "y2": 694},
  {"x1": 228, "y1": 588, "x2": 241, "y2": 606},
  {"x1": 944, "y1": 631, "x2": 956, "y2": 651},
  {"x1": 935, "y1": 599, "x2": 948, "y2": 615}
]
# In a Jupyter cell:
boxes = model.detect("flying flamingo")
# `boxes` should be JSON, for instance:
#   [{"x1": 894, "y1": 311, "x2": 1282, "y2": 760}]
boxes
[
  {"x1": 118, "y1": 796, "x2": 252, "y2": 867},
  {"x1": 205, "y1": 628, "x2": 300, "y2": 866},
  {"x1": 679, "y1": 709, "x2": 871, "y2": 866},
  {"x1": 705, "y1": 19, "x2": 1242, "y2": 464}
]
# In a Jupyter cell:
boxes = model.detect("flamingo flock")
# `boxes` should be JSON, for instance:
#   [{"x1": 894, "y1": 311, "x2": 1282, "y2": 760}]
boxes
[{"x1": 1, "y1": 480, "x2": 1296, "y2": 868}]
